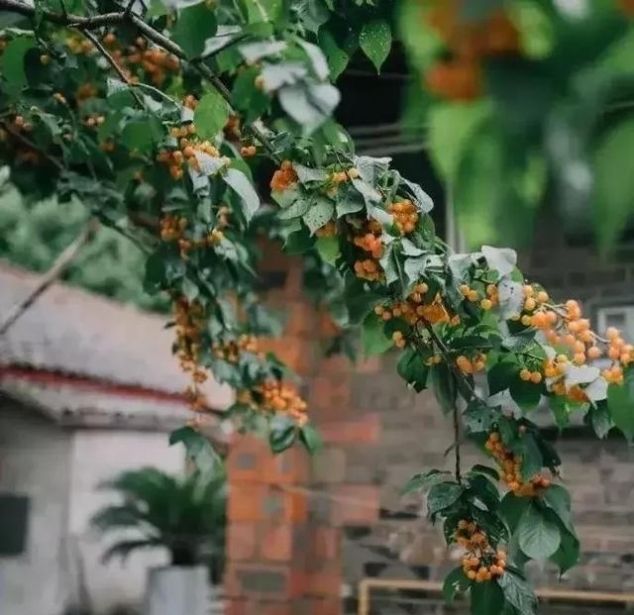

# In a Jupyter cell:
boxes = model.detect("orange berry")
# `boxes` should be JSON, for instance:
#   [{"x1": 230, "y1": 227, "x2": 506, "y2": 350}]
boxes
[
  {"x1": 587, "y1": 346, "x2": 602, "y2": 360},
  {"x1": 530, "y1": 371, "x2": 542, "y2": 384}
]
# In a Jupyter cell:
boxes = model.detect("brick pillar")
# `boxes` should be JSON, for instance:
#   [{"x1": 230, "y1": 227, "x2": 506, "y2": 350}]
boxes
[{"x1": 224, "y1": 243, "x2": 382, "y2": 614}]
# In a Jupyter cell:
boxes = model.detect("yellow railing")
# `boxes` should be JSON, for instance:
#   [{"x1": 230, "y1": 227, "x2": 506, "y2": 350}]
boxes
[{"x1": 358, "y1": 577, "x2": 634, "y2": 615}]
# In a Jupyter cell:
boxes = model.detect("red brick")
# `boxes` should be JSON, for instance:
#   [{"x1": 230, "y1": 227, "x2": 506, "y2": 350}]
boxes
[
  {"x1": 309, "y1": 376, "x2": 351, "y2": 414},
  {"x1": 225, "y1": 563, "x2": 305, "y2": 599},
  {"x1": 228, "y1": 484, "x2": 267, "y2": 522},
  {"x1": 307, "y1": 598, "x2": 342, "y2": 615},
  {"x1": 285, "y1": 301, "x2": 315, "y2": 337},
  {"x1": 320, "y1": 413, "x2": 381, "y2": 444},
  {"x1": 259, "y1": 337, "x2": 313, "y2": 374},
  {"x1": 305, "y1": 561, "x2": 342, "y2": 597},
  {"x1": 263, "y1": 447, "x2": 309, "y2": 485},
  {"x1": 228, "y1": 435, "x2": 270, "y2": 483},
  {"x1": 310, "y1": 527, "x2": 340, "y2": 560},
  {"x1": 260, "y1": 524, "x2": 293, "y2": 561},
  {"x1": 247, "y1": 602, "x2": 293, "y2": 615},
  {"x1": 263, "y1": 488, "x2": 308, "y2": 523},
  {"x1": 225, "y1": 599, "x2": 246, "y2": 615},
  {"x1": 331, "y1": 485, "x2": 380, "y2": 526},
  {"x1": 228, "y1": 522, "x2": 258, "y2": 560},
  {"x1": 316, "y1": 355, "x2": 351, "y2": 375}
]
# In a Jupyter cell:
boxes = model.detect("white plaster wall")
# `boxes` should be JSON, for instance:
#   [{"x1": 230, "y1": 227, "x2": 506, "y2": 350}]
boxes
[
  {"x1": 67, "y1": 429, "x2": 183, "y2": 613},
  {"x1": 0, "y1": 400, "x2": 73, "y2": 615}
]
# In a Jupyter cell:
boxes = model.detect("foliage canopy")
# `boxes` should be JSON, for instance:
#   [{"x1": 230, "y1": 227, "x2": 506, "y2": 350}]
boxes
[{"x1": 2, "y1": 1, "x2": 634, "y2": 613}]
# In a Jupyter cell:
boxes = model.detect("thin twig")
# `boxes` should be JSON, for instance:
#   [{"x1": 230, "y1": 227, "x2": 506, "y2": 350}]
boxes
[
  {"x1": 452, "y1": 402, "x2": 461, "y2": 483},
  {"x1": 81, "y1": 30, "x2": 147, "y2": 109},
  {"x1": 0, "y1": 219, "x2": 99, "y2": 338}
]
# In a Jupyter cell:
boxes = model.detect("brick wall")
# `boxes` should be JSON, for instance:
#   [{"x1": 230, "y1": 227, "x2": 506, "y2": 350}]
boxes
[{"x1": 224, "y1": 236, "x2": 634, "y2": 614}]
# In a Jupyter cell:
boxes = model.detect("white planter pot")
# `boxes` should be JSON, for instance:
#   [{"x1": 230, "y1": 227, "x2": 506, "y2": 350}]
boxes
[{"x1": 144, "y1": 565, "x2": 210, "y2": 615}]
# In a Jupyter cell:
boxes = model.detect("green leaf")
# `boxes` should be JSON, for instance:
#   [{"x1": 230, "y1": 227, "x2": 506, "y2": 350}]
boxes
[
  {"x1": 303, "y1": 197, "x2": 334, "y2": 234},
  {"x1": 550, "y1": 527, "x2": 580, "y2": 574},
  {"x1": 443, "y1": 567, "x2": 471, "y2": 603},
  {"x1": 469, "y1": 464, "x2": 499, "y2": 481},
  {"x1": 269, "y1": 416, "x2": 297, "y2": 453},
  {"x1": 121, "y1": 120, "x2": 159, "y2": 153},
  {"x1": 430, "y1": 363, "x2": 457, "y2": 414},
  {"x1": 607, "y1": 373, "x2": 634, "y2": 441},
  {"x1": 542, "y1": 484, "x2": 574, "y2": 534},
  {"x1": 593, "y1": 119, "x2": 634, "y2": 252},
  {"x1": 299, "y1": 423, "x2": 322, "y2": 454},
  {"x1": 315, "y1": 235, "x2": 339, "y2": 264},
  {"x1": 318, "y1": 29, "x2": 349, "y2": 80},
  {"x1": 463, "y1": 400, "x2": 500, "y2": 434},
  {"x1": 194, "y1": 90, "x2": 230, "y2": 139},
  {"x1": 223, "y1": 168, "x2": 260, "y2": 222},
  {"x1": 278, "y1": 82, "x2": 340, "y2": 132},
  {"x1": 470, "y1": 579, "x2": 504, "y2": 615},
  {"x1": 361, "y1": 312, "x2": 392, "y2": 357},
  {"x1": 169, "y1": 426, "x2": 219, "y2": 474},
  {"x1": 487, "y1": 360, "x2": 518, "y2": 395},
  {"x1": 1, "y1": 36, "x2": 35, "y2": 93},
  {"x1": 588, "y1": 401, "x2": 613, "y2": 439},
  {"x1": 498, "y1": 571, "x2": 537, "y2": 615},
  {"x1": 517, "y1": 501, "x2": 561, "y2": 560},
  {"x1": 359, "y1": 19, "x2": 392, "y2": 72},
  {"x1": 499, "y1": 492, "x2": 530, "y2": 532},
  {"x1": 172, "y1": 1, "x2": 218, "y2": 57},
  {"x1": 396, "y1": 347, "x2": 429, "y2": 392},
  {"x1": 468, "y1": 474, "x2": 500, "y2": 511},
  {"x1": 427, "y1": 481, "x2": 464, "y2": 518},
  {"x1": 509, "y1": 378, "x2": 541, "y2": 412},
  {"x1": 402, "y1": 469, "x2": 450, "y2": 495},
  {"x1": 514, "y1": 433, "x2": 543, "y2": 482}
]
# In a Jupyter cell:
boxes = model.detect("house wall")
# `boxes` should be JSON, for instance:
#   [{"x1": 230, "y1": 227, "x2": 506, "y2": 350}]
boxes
[
  {"x1": 0, "y1": 397, "x2": 73, "y2": 615},
  {"x1": 223, "y1": 239, "x2": 634, "y2": 615},
  {"x1": 67, "y1": 429, "x2": 184, "y2": 613}
]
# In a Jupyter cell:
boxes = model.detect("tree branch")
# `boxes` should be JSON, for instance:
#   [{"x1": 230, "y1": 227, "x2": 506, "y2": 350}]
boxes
[{"x1": 0, "y1": 219, "x2": 99, "y2": 338}]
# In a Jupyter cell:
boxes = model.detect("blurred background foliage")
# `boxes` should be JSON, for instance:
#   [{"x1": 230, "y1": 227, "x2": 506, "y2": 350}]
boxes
[
  {"x1": 397, "y1": 0, "x2": 634, "y2": 250},
  {"x1": 0, "y1": 172, "x2": 166, "y2": 310}
]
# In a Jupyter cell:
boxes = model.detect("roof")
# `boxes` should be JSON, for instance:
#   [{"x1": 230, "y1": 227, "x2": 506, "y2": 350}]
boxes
[{"x1": 0, "y1": 262, "x2": 232, "y2": 427}]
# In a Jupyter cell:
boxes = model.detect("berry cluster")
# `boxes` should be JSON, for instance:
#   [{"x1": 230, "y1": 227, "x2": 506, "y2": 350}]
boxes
[
  {"x1": 516, "y1": 285, "x2": 632, "y2": 384},
  {"x1": 456, "y1": 353, "x2": 486, "y2": 374},
  {"x1": 83, "y1": 114, "x2": 105, "y2": 128},
  {"x1": 173, "y1": 297, "x2": 208, "y2": 411},
  {"x1": 456, "y1": 520, "x2": 507, "y2": 583},
  {"x1": 160, "y1": 213, "x2": 226, "y2": 259},
  {"x1": 156, "y1": 123, "x2": 227, "y2": 180},
  {"x1": 485, "y1": 432, "x2": 551, "y2": 497},
  {"x1": 326, "y1": 167, "x2": 360, "y2": 196},
  {"x1": 424, "y1": 1, "x2": 519, "y2": 101},
  {"x1": 374, "y1": 283, "x2": 452, "y2": 328},
  {"x1": 101, "y1": 33, "x2": 180, "y2": 86},
  {"x1": 212, "y1": 334, "x2": 261, "y2": 363},
  {"x1": 270, "y1": 160, "x2": 298, "y2": 192},
  {"x1": 352, "y1": 220, "x2": 384, "y2": 281},
  {"x1": 247, "y1": 380, "x2": 308, "y2": 425},
  {"x1": 388, "y1": 199, "x2": 419, "y2": 234},
  {"x1": 0, "y1": 115, "x2": 41, "y2": 165},
  {"x1": 459, "y1": 283, "x2": 499, "y2": 311}
]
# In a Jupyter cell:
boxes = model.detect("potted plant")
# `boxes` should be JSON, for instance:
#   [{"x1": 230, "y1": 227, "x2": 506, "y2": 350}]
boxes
[{"x1": 91, "y1": 467, "x2": 226, "y2": 615}]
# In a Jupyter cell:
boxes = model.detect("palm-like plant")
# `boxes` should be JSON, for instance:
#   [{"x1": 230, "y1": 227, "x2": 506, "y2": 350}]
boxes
[{"x1": 91, "y1": 467, "x2": 226, "y2": 578}]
